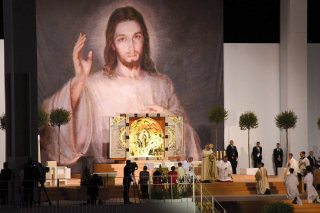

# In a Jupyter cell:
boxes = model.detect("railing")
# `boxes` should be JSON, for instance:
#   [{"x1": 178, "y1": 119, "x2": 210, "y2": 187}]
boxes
[
  {"x1": 0, "y1": 174, "x2": 227, "y2": 213},
  {"x1": 193, "y1": 178, "x2": 227, "y2": 213}
]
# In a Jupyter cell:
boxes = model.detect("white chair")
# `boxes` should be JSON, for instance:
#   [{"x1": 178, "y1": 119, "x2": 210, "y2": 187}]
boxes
[
  {"x1": 45, "y1": 161, "x2": 57, "y2": 186},
  {"x1": 45, "y1": 161, "x2": 72, "y2": 186},
  {"x1": 56, "y1": 166, "x2": 71, "y2": 185}
]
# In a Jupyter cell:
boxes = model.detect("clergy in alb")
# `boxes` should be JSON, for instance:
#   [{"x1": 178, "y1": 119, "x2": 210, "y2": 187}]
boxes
[
  {"x1": 285, "y1": 153, "x2": 300, "y2": 177},
  {"x1": 255, "y1": 162, "x2": 270, "y2": 195},
  {"x1": 40, "y1": 7, "x2": 201, "y2": 165},
  {"x1": 284, "y1": 168, "x2": 302, "y2": 205},
  {"x1": 217, "y1": 156, "x2": 232, "y2": 182},
  {"x1": 176, "y1": 162, "x2": 187, "y2": 183},
  {"x1": 201, "y1": 145, "x2": 218, "y2": 182},
  {"x1": 183, "y1": 157, "x2": 195, "y2": 183},
  {"x1": 304, "y1": 166, "x2": 320, "y2": 203}
]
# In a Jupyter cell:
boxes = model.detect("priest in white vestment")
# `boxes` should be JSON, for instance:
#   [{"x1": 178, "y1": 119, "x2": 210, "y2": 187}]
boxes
[
  {"x1": 201, "y1": 145, "x2": 218, "y2": 182},
  {"x1": 285, "y1": 153, "x2": 300, "y2": 177},
  {"x1": 284, "y1": 168, "x2": 302, "y2": 205},
  {"x1": 217, "y1": 156, "x2": 232, "y2": 182},
  {"x1": 183, "y1": 157, "x2": 195, "y2": 182},
  {"x1": 304, "y1": 166, "x2": 320, "y2": 203},
  {"x1": 40, "y1": 7, "x2": 202, "y2": 165},
  {"x1": 176, "y1": 162, "x2": 186, "y2": 183},
  {"x1": 255, "y1": 162, "x2": 270, "y2": 195}
]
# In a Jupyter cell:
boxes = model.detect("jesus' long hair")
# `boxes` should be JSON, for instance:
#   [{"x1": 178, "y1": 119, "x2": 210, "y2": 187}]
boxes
[{"x1": 103, "y1": 6, "x2": 157, "y2": 75}]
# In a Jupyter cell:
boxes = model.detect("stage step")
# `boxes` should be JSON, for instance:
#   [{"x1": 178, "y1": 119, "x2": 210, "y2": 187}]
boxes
[
  {"x1": 220, "y1": 200, "x2": 320, "y2": 213},
  {"x1": 200, "y1": 182, "x2": 287, "y2": 195}
]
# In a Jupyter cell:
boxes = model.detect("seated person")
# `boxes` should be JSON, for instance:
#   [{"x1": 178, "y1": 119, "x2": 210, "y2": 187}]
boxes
[
  {"x1": 183, "y1": 157, "x2": 195, "y2": 183},
  {"x1": 217, "y1": 156, "x2": 233, "y2": 182},
  {"x1": 139, "y1": 166, "x2": 150, "y2": 199},
  {"x1": 153, "y1": 169, "x2": 162, "y2": 190},
  {"x1": 87, "y1": 174, "x2": 103, "y2": 205},
  {"x1": 168, "y1": 166, "x2": 178, "y2": 184},
  {"x1": 176, "y1": 162, "x2": 186, "y2": 183}
]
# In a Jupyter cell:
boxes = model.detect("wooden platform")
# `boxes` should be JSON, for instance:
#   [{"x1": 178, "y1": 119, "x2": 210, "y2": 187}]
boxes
[
  {"x1": 42, "y1": 163, "x2": 320, "y2": 213},
  {"x1": 42, "y1": 178, "x2": 288, "y2": 200},
  {"x1": 202, "y1": 181, "x2": 287, "y2": 195},
  {"x1": 40, "y1": 173, "x2": 320, "y2": 213},
  {"x1": 221, "y1": 200, "x2": 320, "y2": 213}
]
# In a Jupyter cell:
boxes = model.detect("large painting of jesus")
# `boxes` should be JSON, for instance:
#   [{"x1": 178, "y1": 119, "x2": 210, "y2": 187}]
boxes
[{"x1": 37, "y1": 0, "x2": 223, "y2": 166}]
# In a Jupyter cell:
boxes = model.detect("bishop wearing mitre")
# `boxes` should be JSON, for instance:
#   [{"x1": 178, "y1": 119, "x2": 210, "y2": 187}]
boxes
[{"x1": 201, "y1": 144, "x2": 218, "y2": 182}]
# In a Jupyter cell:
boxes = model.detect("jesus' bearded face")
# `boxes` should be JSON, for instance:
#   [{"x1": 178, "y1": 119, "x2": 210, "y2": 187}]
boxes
[{"x1": 113, "y1": 20, "x2": 144, "y2": 69}]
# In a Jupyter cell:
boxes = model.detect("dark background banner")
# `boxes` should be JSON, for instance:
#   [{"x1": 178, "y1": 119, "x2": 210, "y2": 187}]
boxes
[{"x1": 36, "y1": 0, "x2": 224, "y2": 150}]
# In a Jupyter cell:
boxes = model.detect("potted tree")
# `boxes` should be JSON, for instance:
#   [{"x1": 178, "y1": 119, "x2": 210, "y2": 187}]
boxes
[
  {"x1": 208, "y1": 107, "x2": 228, "y2": 152},
  {"x1": 49, "y1": 108, "x2": 71, "y2": 165},
  {"x1": 275, "y1": 110, "x2": 297, "y2": 163},
  {"x1": 239, "y1": 111, "x2": 258, "y2": 168},
  {"x1": 38, "y1": 109, "x2": 49, "y2": 132}
]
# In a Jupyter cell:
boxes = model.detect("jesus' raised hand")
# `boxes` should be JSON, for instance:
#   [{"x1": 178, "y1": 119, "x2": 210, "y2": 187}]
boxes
[
  {"x1": 73, "y1": 33, "x2": 93, "y2": 79},
  {"x1": 71, "y1": 33, "x2": 93, "y2": 109}
]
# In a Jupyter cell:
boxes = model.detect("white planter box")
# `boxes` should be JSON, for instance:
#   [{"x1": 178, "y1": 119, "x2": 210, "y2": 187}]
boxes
[
  {"x1": 277, "y1": 167, "x2": 286, "y2": 177},
  {"x1": 240, "y1": 168, "x2": 258, "y2": 175}
]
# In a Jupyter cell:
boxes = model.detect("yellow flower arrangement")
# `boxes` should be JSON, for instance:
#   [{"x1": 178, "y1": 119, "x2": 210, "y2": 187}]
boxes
[{"x1": 209, "y1": 144, "x2": 214, "y2": 149}]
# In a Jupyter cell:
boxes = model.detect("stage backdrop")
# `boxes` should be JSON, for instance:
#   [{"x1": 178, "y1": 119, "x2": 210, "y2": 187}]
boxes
[{"x1": 37, "y1": 0, "x2": 223, "y2": 165}]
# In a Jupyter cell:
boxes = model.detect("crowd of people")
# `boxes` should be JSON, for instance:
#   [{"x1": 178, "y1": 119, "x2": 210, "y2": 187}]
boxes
[
  {"x1": 131, "y1": 141, "x2": 320, "y2": 206},
  {"x1": 203, "y1": 140, "x2": 320, "y2": 205},
  {"x1": 284, "y1": 150, "x2": 320, "y2": 204}
]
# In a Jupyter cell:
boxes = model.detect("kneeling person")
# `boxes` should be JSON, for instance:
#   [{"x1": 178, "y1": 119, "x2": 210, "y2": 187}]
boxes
[
  {"x1": 285, "y1": 168, "x2": 302, "y2": 205},
  {"x1": 255, "y1": 162, "x2": 270, "y2": 195},
  {"x1": 217, "y1": 156, "x2": 232, "y2": 182}
]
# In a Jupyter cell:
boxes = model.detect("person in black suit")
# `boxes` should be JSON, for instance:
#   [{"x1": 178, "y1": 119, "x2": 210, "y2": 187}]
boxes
[
  {"x1": 123, "y1": 160, "x2": 133, "y2": 204},
  {"x1": 307, "y1": 151, "x2": 317, "y2": 167},
  {"x1": 23, "y1": 158, "x2": 35, "y2": 207},
  {"x1": 226, "y1": 140, "x2": 238, "y2": 174},
  {"x1": 252, "y1": 142, "x2": 262, "y2": 168},
  {"x1": 273, "y1": 143, "x2": 283, "y2": 175},
  {"x1": 0, "y1": 162, "x2": 12, "y2": 205},
  {"x1": 87, "y1": 174, "x2": 103, "y2": 205}
]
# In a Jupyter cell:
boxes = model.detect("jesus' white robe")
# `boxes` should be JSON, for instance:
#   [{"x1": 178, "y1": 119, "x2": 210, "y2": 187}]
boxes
[
  {"x1": 41, "y1": 71, "x2": 202, "y2": 164},
  {"x1": 201, "y1": 149, "x2": 218, "y2": 181},
  {"x1": 217, "y1": 161, "x2": 232, "y2": 182},
  {"x1": 304, "y1": 172, "x2": 320, "y2": 203},
  {"x1": 284, "y1": 173, "x2": 302, "y2": 205}
]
